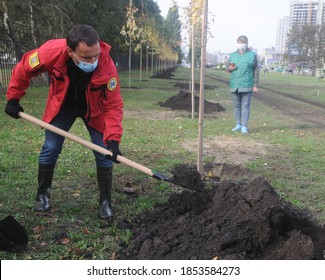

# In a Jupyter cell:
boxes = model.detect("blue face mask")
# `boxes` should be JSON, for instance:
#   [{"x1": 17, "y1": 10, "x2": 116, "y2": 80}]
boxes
[
  {"x1": 73, "y1": 53, "x2": 98, "y2": 73},
  {"x1": 78, "y1": 59, "x2": 98, "y2": 73}
]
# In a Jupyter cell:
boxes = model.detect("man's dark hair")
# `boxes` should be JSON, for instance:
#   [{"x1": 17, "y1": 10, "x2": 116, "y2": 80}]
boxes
[{"x1": 67, "y1": 25, "x2": 100, "y2": 51}]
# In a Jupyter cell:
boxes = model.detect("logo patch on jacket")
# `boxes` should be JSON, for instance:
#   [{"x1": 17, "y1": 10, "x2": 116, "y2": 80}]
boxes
[
  {"x1": 107, "y1": 77, "x2": 117, "y2": 91},
  {"x1": 29, "y1": 52, "x2": 40, "y2": 69}
]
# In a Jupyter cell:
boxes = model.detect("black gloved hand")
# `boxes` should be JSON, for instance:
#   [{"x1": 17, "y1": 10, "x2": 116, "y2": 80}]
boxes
[
  {"x1": 105, "y1": 140, "x2": 122, "y2": 163},
  {"x1": 5, "y1": 99, "x2": 24, "y2": 119}
]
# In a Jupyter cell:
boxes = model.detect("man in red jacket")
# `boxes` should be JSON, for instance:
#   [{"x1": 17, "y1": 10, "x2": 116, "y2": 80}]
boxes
[{"x1": 5, "y1": 25, "x2": 123, "y2": 221}]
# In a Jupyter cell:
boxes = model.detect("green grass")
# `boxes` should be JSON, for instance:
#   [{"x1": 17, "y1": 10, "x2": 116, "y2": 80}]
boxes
[{"x1": 0, "y1": 67, "x2": 324, "y2": 259}]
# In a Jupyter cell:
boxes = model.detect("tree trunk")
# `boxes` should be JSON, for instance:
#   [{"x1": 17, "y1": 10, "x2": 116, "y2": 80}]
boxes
[
  {"x1": 197, "y1": 0, "x2": 208, "y2": 174},
  {"x1": 191, "y1": 23, "x2": 195, "y2": 119}
]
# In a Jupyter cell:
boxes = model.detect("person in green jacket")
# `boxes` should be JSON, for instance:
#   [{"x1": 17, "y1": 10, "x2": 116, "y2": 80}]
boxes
[{"x1": 228, "y1": 35, "x2": 259, "y2": 134}]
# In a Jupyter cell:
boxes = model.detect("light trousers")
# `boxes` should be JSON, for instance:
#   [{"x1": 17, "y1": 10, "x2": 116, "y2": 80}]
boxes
[{"x1": 232, "y1": 91, "x2": 252, "y2": 127}]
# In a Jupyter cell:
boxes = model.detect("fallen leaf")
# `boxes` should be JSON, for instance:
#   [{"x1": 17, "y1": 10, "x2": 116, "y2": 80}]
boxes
[
  {"x1": 58, "y1": 238, "x2": 70, "y2": 244},
  {"x1": 72, "y1": 190, "x2": 81, "y2": 197},
  {"x1": 33, "y1": 226, "x2": 45, "y2": 233}
]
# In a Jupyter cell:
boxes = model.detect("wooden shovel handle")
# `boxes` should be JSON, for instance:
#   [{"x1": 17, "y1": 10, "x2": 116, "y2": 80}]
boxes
[{"x1": 18, "y1": 112, "x2": 154, "y2": 177}]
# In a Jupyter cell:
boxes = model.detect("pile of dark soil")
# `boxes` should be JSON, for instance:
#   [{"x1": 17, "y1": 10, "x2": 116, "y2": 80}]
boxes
[
  {"x1": 151, "y1": 67, "x2": 177, "y2": 79},
  {"x1": 174, "y1": 82, "x2": 217, "y2": 91},
  {"x1": 168, "y1": 164, "x2": 204, "y2": 191},
  {"x1": 159, "y1": 90, "x2": 225, "y2": 114},
  {"x1": 119, "y1": 164, "x2": 325, "y2": 260}
]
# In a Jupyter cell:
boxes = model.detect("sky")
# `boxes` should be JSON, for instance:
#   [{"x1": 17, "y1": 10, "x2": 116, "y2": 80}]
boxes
[{"x1": 155, "y1": 0, "x2": 292, "y2": 54}]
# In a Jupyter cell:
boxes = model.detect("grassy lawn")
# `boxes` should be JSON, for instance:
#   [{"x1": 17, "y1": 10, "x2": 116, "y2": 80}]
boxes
[{"x1": 0, "y1": 67, "x2": 324, "y2": 259}]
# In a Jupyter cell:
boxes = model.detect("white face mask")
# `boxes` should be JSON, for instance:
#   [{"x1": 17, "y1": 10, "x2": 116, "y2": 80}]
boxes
[{"x1": 238, "y1": 43, "x2": 247, "y2": 51}]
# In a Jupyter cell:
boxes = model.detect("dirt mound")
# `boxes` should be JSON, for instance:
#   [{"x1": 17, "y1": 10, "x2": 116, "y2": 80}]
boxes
[
  {"x1": 174, "y1": 82, "x2": 217, "y2": 91},
  {"x1": 168, "y1": 164, "x2": 204, "y2": 191},
  {"x1": 159, "y1": 90, "x2": 225, "y2": 114},
  {"x1": 151, "y1": 67, "x2": 176, "y2": 79},
  {"x1": 119, "y1": 165, "x2": 325, "y2": 260}
]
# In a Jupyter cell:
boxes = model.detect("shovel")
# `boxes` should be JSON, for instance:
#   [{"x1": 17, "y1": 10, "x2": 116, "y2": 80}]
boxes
[{"x1": 18, "y1": 112, "x2": 203, "y2": 190}]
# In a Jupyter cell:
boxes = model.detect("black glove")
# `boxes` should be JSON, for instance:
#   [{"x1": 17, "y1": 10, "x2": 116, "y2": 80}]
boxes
[
  {"x1": 5, "y1": 99, "x2": 24, "y2": 119},
  {"x1": 105, "y1": 140, "x2": 122, "y2": 163}
]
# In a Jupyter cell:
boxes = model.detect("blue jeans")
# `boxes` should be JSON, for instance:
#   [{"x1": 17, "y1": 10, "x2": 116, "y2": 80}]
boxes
[
  {"x1": 232, "y1": 91, "x2": 252, "y2": 127},
  {"x1": 38, "y1": 107, "x2": 113, "y2": 168}
]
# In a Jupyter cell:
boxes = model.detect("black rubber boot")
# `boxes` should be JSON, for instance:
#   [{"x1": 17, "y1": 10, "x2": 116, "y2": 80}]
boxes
[
  {"x1": 97, "y1": 165, "x2": 114, "y2": 220},
  {"x1": 34, "y1": 163, "x2": 55, "y2": 212}
]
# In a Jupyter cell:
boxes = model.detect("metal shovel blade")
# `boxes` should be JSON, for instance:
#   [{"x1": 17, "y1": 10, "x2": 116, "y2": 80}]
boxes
[{"x1": 153, "y1": 164, "x2": 204, "y2": 191}]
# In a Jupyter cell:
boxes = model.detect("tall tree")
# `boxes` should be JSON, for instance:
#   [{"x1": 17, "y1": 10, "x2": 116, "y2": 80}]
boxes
[
  {"x1": 197, "y1": 0, "x2": 208, "y2": 174},
  {"x1": 286, "y1": 24, "x2": 325, "y2": 70},
  {"x1": 164, "y1": 2, "x2": 183, "y2": 64},
  {"x1": 120, "y1": 0, "x2": 141, "y2": 88},
  {"x1": 142, "y1": 15, "x2": 159, "y2": 77},
  {"x1": 0, "y1": 0, "x2": 169, "y2": 73},
  {"x1": 184, "y1": 0, "x2": 203, "y2": 119},
  {"x1": 0, "y1": 0, "x2": 129, "y2": 59}
]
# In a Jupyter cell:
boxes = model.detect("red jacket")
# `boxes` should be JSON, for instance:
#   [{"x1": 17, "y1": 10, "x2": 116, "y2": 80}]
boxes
[{"x1": 6, "y1": 39, "x2": 123, "y2": 143}]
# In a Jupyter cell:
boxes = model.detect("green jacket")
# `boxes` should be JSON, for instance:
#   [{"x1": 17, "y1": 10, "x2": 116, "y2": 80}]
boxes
[{"x1": 229, "y1": 49, "x2": 259, "y2": 93}]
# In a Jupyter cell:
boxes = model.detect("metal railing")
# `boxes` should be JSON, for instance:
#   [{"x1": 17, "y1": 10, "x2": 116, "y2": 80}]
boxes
[{"x1": 0, "y1": 39, "x2": 16, "y2": 94}]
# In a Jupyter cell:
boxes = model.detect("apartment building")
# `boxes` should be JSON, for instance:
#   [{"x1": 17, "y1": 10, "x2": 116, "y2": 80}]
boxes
[
  {"x1": 276, "y1": 16, "x2": 290, "y2": 54},
  {"x1": 275, "y1": 0, "x2": 324, "y2": 54},
  {"x1": 289, "y1": 0, "x2": 324, "y2": 25}
]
